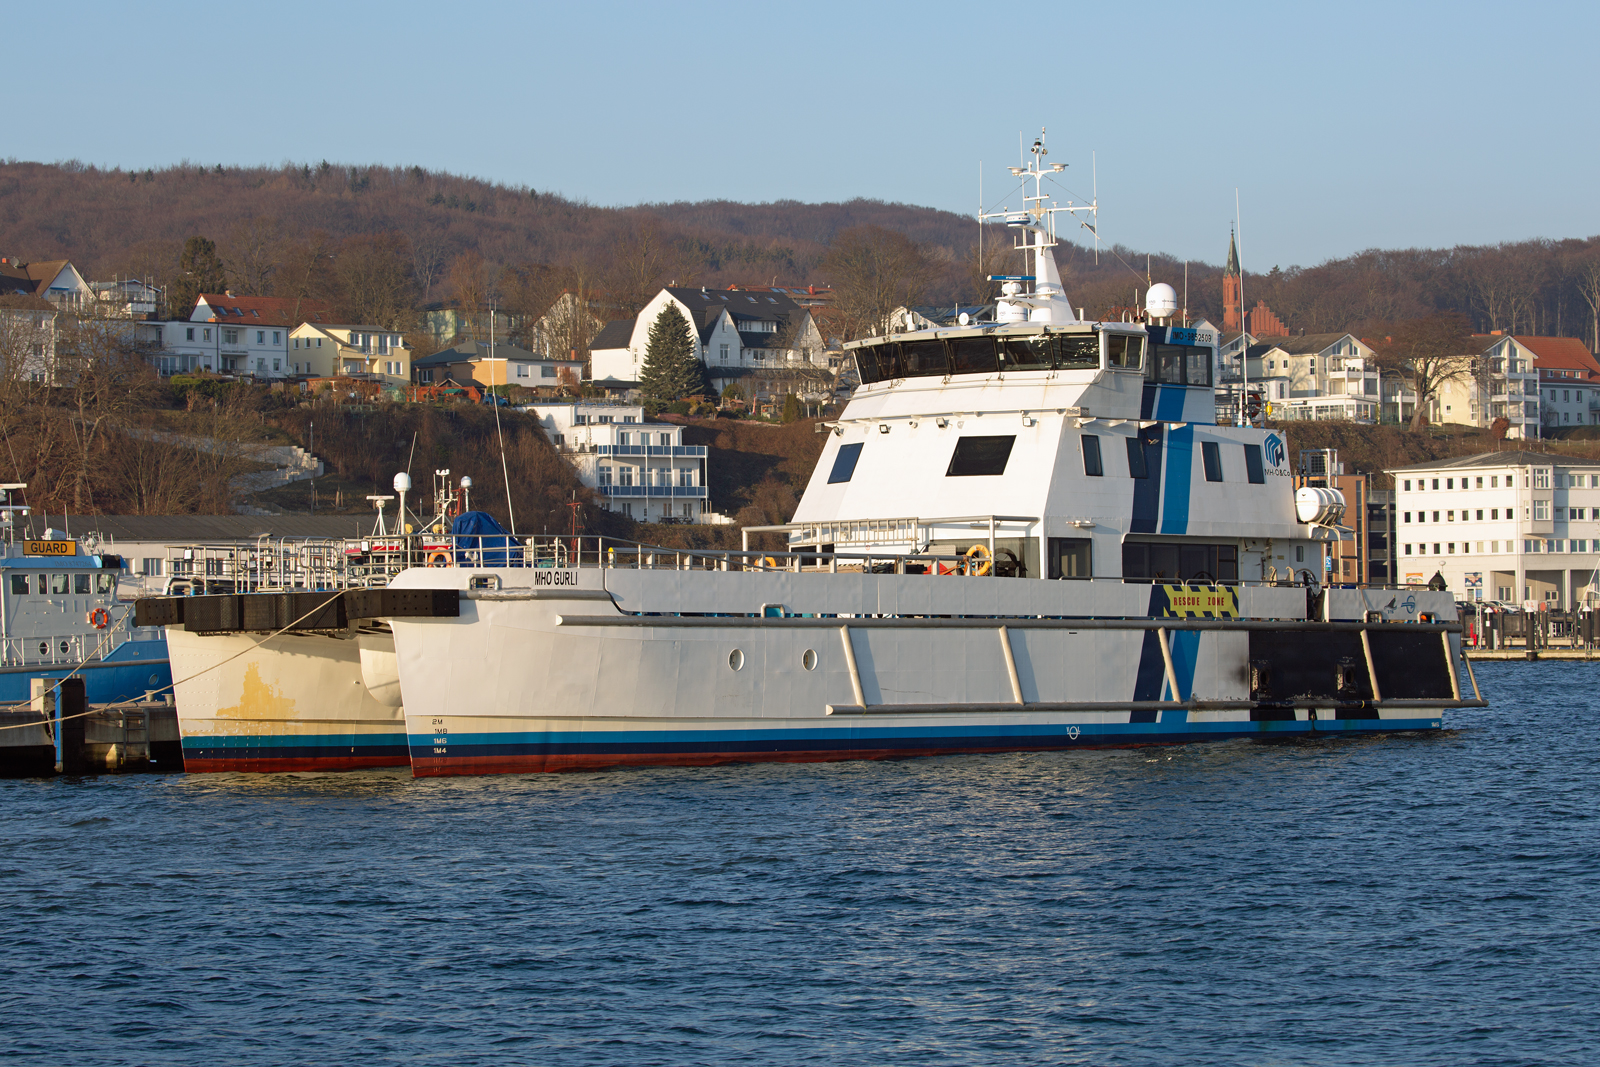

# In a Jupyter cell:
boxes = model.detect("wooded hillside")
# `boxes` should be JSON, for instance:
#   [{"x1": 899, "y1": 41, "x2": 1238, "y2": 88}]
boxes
[{"x1": 6, "y1": 158, "x2": 1597, "y2": 344}]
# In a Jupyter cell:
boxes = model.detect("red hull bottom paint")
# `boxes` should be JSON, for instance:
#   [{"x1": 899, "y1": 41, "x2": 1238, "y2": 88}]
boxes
[
  {"x1": 185, "y1": 754, "x2": 411, "y2": 773},
  {"x1": 407, "y1": 744, "x2": 1148, "y2": 777}
]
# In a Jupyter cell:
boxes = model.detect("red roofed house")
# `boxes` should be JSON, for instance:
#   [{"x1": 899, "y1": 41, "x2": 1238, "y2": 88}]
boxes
[{"x1": 149, "y1": 293, "x2": 334, "y2": 378}]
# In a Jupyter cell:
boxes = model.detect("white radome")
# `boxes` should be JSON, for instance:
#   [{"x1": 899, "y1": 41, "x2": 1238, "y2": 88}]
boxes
[{"x1": 1145, "y1": 283, "x2": 1179, "y2": 321}]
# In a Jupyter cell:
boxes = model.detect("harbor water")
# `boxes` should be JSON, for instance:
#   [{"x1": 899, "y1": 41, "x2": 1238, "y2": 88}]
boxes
[{"x1": 2, "y1": 661, "x2": 1595, "y2": 1066}]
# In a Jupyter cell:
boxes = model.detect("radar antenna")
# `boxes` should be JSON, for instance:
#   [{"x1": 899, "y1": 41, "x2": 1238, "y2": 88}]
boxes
[{"x1": 977, "y1": 128, "x2": 1096, "y2": 325}]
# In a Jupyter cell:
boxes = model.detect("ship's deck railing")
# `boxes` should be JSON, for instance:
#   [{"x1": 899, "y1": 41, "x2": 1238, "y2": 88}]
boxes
[
  {"x1": 159, "y1": 533, "x2": 1451, "y2": 594},
  {"x1": 2, "y1": 632, "x2": 98, "y2": 669}
]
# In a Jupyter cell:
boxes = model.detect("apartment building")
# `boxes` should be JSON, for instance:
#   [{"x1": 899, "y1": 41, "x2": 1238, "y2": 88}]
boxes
[
  {"x1": 523, "y1": 401, "x2": 709, "y2": 523},
  {"x1": 1389, "y1": 451, "x2": 1600, "y2": 607},
  {"x1": 1428, "y1": 334, "x2": 1549, "y2": 438}
]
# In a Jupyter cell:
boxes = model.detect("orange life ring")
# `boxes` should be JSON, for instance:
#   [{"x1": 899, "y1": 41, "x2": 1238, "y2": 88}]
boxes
[
  {"x1": 426, "y1": 550, "x2": 451, "y2": 567},
  {"x1": 965, "y1": 544, "x2": 992, "y2": 576},
  {"x1": 88, "y1": 607, "x2": 111, "y2": 629},
  {"x1": 762, "y1": 556, "x2": 780, "y2": 570}
]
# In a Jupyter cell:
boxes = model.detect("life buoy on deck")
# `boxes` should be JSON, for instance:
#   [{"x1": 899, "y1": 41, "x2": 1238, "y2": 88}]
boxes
[
  {"x1": 965, "y1": 543, "x2": 992, "y2": 576},
  {"x1": 88, "y1": 607, "x2": 111, "y2": 629},
  {"x1": 762, "y1": 556, "x2": 780, "y2": 570},
  {"x1": 426, "y1": 550, "x2": 451, "y2": 568}
]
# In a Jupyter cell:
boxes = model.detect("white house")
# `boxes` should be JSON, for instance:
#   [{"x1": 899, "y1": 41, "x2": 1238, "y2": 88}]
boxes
[
  {"x1": 1426, "y1": 333, "x2": 1545, "y2": 438},
  {"x1": 523, "y1": 400, "x2": 710, "y2": 524},
  {"x1": 589, "y1": 286, "x2": 825, "y2": 396},
  {"x1": 1389, "y1": 450, "x2": 1600, "y2": 607},
  {"x1": 0, "y1": 258, "x2": 93, "y2": 312}
]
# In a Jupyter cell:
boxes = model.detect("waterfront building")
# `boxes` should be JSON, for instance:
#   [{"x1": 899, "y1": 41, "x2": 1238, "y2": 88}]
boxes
[
  {"x1": 1389, "y1": 450, "x2": 1600, "y2": 606},
  {"x1": 522, "y1": 400, "x2": 710, "y2": 523}
]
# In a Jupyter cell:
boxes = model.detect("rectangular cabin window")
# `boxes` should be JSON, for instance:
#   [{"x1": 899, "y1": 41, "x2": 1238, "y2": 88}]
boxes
[
  {"x1": 1156, "y1": 344, "x2": 1184, "y2": 384},
  {"x1": 948, "y1": 337, "x2": 997, "y2": 375},
  {"x1": 1202, "y1": 441, "x2": 1223, "y2": 482},
  {"x1": 97, "y1": 573, "x2": 113, "y2": 594},
  {"x1": 74, "y1": 573, "x2": 90, "y2": 594},
  {"x1": 1081, "y1": 434, "x2": 1104, "y2": 477},
  {"x1": 9, "y1": 574, "x2": 26, "y2": 595},
  {"x1": 1049, "y1": 537, "x2": 1092, "y2": 579},
  {"x1": 1243, "y1": 443, "x2": 1265, "y2": 484},
  {"x1": 35, "y1": 574, "x2": 47, "y2": 594},
  {"x1": 1126, "y1": 436, "x2": 1149, "y2": 479},
  {"x1": 1105, "y1": 333, "x2": 1145, "y2": 369},
  {"x1": 901, "y1": 340, "x2": 950, "y2": 377},
  {"x1": 1122, "y1": 542, "x2": 1238, "y2": 582},
  {"x1": 828, "y1": 442, "x2": 864, "y2": 484},
  {"x1": 50, "y1": 574, "x2": 68, "y2": 594},
  {"x1": 998, "y1": 337, "x2": 1052, "y2": 371},
  {"x1": 946, "y1": 435, "x2": 1015, "y2": 477},
  {"x1": 1186, "y1": 349, "x2": 1212, "y2": 387}
]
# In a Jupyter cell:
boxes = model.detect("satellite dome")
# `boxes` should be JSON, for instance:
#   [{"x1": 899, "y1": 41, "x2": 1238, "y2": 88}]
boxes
[
  {"x1": 1145, "y1": 283, "x2": 1179, "y2": 322},
  {"x1": 393, "y1": 472, "x2": 412, "y2": 493}
]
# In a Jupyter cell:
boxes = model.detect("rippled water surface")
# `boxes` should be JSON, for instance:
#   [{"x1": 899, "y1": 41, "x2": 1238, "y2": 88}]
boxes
[{"x1": 3, "y1": 661, "x2": 1598, "y2": 1065}]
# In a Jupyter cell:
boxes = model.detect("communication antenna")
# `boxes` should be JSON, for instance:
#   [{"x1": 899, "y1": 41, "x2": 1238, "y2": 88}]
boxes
[{"x1": 1236, "y1": 189, "x2": 1249, "y2": 426}]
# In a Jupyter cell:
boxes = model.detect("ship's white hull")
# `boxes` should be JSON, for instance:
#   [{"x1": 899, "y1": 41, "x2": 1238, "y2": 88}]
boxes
[{"x1": 390, "y1": 568, "x2": 1460, "y2": 777}]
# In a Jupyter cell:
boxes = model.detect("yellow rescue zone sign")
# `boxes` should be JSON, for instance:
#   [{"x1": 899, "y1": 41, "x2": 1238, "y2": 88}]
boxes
[
  {"x1": 23, "y1": 540, "x2": 75, "y2": 556},
  {"x1": 1160, "y1": 584, "x2": 1237, "y2": 618}
]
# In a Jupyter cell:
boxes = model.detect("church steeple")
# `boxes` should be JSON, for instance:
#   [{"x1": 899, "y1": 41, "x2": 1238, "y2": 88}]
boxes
[{"x1": 1223, "y1": 229, "x2": 1242, "y2": 332}]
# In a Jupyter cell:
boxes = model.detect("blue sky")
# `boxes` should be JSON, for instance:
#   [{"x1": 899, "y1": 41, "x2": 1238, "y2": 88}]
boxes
[{"x1": 9, "y1": 0, "x2": 1599, "y2": 270}]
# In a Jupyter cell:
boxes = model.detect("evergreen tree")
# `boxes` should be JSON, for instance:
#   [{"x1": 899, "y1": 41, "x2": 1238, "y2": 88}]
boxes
[
  {"x1": 639, "y1": 303, "x2": 704, "y2": 403},
  {"x1": 168, "y1": 236, "x2": 228, "y2": 320}
]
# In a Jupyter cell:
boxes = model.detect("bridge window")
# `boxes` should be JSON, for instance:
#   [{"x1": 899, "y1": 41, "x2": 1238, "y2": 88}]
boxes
[
  {"x1": 947, "y1": 435, "x2": 1015, "y2": 477},
  {"x1": 1150, "y1": 344, "x2": 1213, "y2": 386},
  {"x1": 949, "y1": 337, "x2": 997, "y2": 375},
  {"x1": 97, "y1": 573, "x2": 114, "y2": 594},
  {"x1": 902, "y1": 340, "x2": 950, "y2": 377},
  {"x1": 50, "y1": 574, "x2": 69, "y2": 594},
  {"x1": 1105, "y1": 334, "x2": 1145, "y2": 369},
  {"x1": 1202, "y1": 441, "x2": 1223, "y2": 482},
  {"x1": 828, "y1": 442, "x2": 864, "y2": 484},
  {"x1": 852, "y1": 343, "x2": 902, "y2": 384},
  {"x1": 74, "y1": 573, "x2": 90, "y2": 594},
  {"x1": 998, "y1": 337, "x2": 1052, "y2": 371},
  {"x1": 1056, "y1": 335, "x2": 1099, "y2": 370},
  {"x1": 9, "y1": 574, "x2": 26, "y2": 594},
  {"x1": 1081, "y1": 434, "x2": 1103, "y2": 477}
]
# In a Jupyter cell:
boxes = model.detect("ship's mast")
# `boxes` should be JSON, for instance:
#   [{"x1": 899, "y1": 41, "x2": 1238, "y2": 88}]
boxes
[{"x1": 978, "y1": 129, "x2": 1097, "y2": 325}]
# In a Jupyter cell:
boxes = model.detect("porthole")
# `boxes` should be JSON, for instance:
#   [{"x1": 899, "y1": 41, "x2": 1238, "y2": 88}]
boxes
[
  {"x1": 729, "y1": 649, "x2": 745, "y2": 671},
  {"x1": 59, "y1": 641, "x2": 70, "y2": 655},
  {"x1": 38, "y1": 642, "x2": 48, "y2": 656},
  {"x1": 802, "y1": 649, "x2": 818, "y2": 671}
]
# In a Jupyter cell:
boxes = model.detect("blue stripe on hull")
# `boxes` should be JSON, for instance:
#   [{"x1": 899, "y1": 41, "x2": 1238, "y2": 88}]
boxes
[
  {"x1": 411, "y1": 715, "x2": 1444, "y2": 764},
  {"x1": 0, "y1": 659, "x2": 173, "y2": 706},
  {"x1": 182, "y1": 732, "x2": 408, "y2": 764}
]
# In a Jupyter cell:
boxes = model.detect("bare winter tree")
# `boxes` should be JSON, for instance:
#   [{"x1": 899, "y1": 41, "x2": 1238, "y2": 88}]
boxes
[
  {"x1": 607, "y1": 220, "x2": 696, "y2": 318},
  {"x1": 822, "y1": 225, "x2": 934, "y2": 340},
  {"x1": 333, "y1": 233, "x2": 417, "y2": 330},
  {"x1": 223, "y1": 216, "x2": 284, "y2": 295},
  {"x1": 1370, "y1": 313, "x2": 1476, "y2": 432}
]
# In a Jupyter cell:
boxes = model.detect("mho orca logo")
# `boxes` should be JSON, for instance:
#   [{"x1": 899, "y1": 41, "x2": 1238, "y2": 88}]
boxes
[{"x1": 1263, "y1": 433, "x2": 1285, "y2": 467}]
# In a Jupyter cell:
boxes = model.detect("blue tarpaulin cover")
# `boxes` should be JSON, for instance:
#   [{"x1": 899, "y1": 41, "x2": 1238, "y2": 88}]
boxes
[{"x1": 450, "y1": 511, "x2": 519, "y2": 565}]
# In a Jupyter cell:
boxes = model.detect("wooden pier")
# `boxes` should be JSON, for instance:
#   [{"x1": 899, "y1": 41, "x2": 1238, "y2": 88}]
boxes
[{"x1": 0, "y1": 678, "x2": 181, "y2": 776}]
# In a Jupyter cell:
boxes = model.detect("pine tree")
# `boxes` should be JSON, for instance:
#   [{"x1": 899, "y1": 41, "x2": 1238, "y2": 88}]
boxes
[
  {"x1": 168, "y1": 236, "x2": 228, "y2": 320},
  {"x1": 640, "y1": 303, "x2": 703, "y2": 403}
]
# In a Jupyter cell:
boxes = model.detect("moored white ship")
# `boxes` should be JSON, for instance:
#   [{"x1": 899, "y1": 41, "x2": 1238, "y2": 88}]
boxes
[{"x1": 385, "y1": 135, "x2": 1484, "y2": 776}]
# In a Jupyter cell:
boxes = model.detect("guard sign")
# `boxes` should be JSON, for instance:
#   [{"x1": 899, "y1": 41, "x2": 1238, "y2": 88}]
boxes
[{"x1": 24, "y1": 540, "x2": 75, "y2": 556}]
